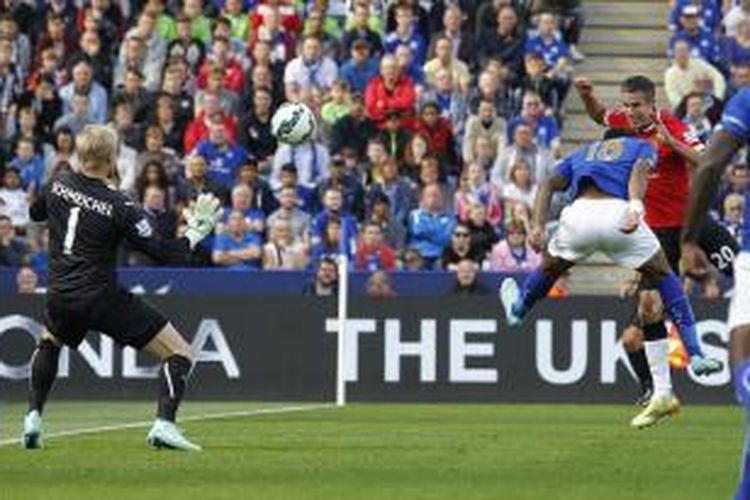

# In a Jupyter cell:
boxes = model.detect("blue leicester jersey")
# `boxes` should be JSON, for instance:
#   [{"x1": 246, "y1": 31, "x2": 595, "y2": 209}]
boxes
[
  {"x1": 554, "y1": 138, "x2": 658, "y2": 201},
  {"x1": 719, "y1": 87, "x2": 750, "y2": 252}
]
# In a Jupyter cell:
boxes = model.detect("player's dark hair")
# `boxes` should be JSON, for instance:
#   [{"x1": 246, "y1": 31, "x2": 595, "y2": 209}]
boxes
[{"x1": 620, "y1": 76, "x2": 656, "y2": 103}]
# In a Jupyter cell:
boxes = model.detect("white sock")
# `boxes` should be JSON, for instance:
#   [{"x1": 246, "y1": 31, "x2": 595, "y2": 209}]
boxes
[{"x1": 644, "y1": 339, "x2": 672, "y2": 398}]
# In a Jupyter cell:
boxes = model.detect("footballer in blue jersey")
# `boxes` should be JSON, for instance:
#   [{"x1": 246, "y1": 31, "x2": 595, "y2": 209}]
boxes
[
  {"x1": 683, "y1": 87, "x2": 750, "y2": 500},
  {"x1": 500, "y1": 132, "x2": 723, "y2": 429}
]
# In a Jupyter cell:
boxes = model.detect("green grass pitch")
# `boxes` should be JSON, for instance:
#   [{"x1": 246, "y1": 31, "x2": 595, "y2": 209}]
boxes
[{"x1": 0, "y1": 401, "x2": 743, "y2": 499}]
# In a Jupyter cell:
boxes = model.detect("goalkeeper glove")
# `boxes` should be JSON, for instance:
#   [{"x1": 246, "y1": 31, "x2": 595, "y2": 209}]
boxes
[{"x1": 184, "y1": 193, "x2": 222, "y2": 249}]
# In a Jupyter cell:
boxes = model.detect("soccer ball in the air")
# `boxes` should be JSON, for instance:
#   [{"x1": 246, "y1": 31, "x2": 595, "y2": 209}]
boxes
[{"x1": 271, "y1": 102, "x2": 317, "y2": 145}]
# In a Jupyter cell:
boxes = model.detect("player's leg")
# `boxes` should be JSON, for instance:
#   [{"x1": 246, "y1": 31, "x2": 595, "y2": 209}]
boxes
[
  {"x1": 731, "y1": 325, "x2": 750, "y2": 500},
  {"x1": 23, "y1": 330, "x2": 63, "y2": 449},
  {"x1": 621, "y1": 325, "x2": 653, "y2": 405},
  {"x1": 500, "y1": 250, "x2": 575, "y2": 326}
]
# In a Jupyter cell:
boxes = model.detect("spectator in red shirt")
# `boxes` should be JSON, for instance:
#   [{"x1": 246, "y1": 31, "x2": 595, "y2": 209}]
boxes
[
  {"x1": 365, "y1": 54, "x2": 416, "y2": 128},
  {"x1": 355, "y1": 221, "x2": 397, "y2": 272},
  {"x1": 413, "y1": 101, "x2": 460, "y2": 176},
  {"x1": 183, "y1": 91, "x2": 238, "y2": 153}
]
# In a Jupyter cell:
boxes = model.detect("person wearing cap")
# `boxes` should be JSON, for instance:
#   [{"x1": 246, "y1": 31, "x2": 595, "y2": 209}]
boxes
[
  {"x1": 669, "y1": 0, "x2": 721, "y2": 34},
  {"x1": 339, "y1": 38, "x2": 380, "y2": 95},
  {"x1": 669, "y1": 4, "x2": 720, "y2": 65}
]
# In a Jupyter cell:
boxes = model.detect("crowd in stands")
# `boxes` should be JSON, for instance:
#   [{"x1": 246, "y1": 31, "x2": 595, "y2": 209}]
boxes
[{"x1": 0, "y1": 0, "x2": 589, "y2": 290}]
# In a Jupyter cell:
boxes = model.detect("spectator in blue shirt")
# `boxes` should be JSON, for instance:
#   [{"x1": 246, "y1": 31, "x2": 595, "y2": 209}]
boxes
[
  {"x1": 212, "y1": 210, "x2": 263, "y2": 269},
  {"x1": 10, "y1": 137, "x2": 45, "y2": 198},
  {"x1": 194, "y1": 119, "x2": 249, "y2": 189},
  {"x1": 507, "y1": 90, "x2": 561, "y2": 157},
  {"x1": 525, "y1": 13, "x2": 572, "y2": 101},
  {"x1": 339, "y1": 39, "x2": 380, "y2": 95},
  {"x1": 669, "y1": 5, "x2": 720, "y2": 65},
  {"x1": 407, "y1": 183, "x2": 455, "y2": 269},
  {"x1": 217, "y1": 184, "x2": 266, "y2": 236},
  {"x1": 59, "y1": 60, "x2": 108, "y2": 124},
  {"x1": 311, "y1": 186, "x2": 358, "y2": 249},
  {"x1": 309, "y1": 216, "x2": 355, "y2": 269},
  {"x1": 317, "y1": 156, "x2": 365, "y2": 221},
  {"x1": 669, "y1": 0, "x2": 720, "y2": 34},
  {"x1": 384, "y1": 2, "x2": 427, "y2": 66},
  {"x1": 366, "y1": 155, "x2": 416, "y2": 225}
]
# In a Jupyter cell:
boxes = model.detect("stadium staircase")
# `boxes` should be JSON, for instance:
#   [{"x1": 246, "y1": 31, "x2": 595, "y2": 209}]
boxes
[{"x1": 562, "y1": 0, "x2": 671, "y2": 295}]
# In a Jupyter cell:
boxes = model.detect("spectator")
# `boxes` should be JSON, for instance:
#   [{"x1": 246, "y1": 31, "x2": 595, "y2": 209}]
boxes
[
  {"x1": 138, "y1": 126, "x2": 181, "y2": 184},
  {"x1": 218, "y1": 183, "x2": 265, "y2": 235},
  {"x1": 466, "y1": 203, "x2": 499, "y2": 258},
  {"x1": 414, "y1": 101, "x2": 459, "y2": 176},
  {"x1": 488, "y1": 220, "x2": 542, "y2": 272},
  {"x1": 184, "y1": 91, "x2": 238, "y2": 153},
  {"x1": 267, "y1": 185, "x2": 311, "y2": 244},
  {"x1": 725, "y1": 19, "x2": 750, "y2": 70},
  {"x1": 194, "y1": 119, "x2": 249, "y2": 190},
  {"x1": 212, "y1": 209, "x2": 263, "y2": 269},
  {"x1": 401, "y1": 132, "x2": 430, "y2": 182},
  {"x1": 433, "y1": 3, "x2": 475, "y2": 69},
  {"x1": 729, "y1": 61, "x2": 750, "y2": 97},
  {"x1": 0, "y1": 167, "x2": 28, "y2": 228},
  {"x1": 407, "y1": 183, "x2": 454, "y2": 268},
  {"x1": 417, "y1": 156, "x2": 454, "y2": 209},
  {"x1": 355, "y1": 221, "x2": 397, "y2": 271},
  {"x1": 365, "y1": 270, "x2": 397, "y2": 297},
  {"x1": 478, "y1": 5, "x2": 525, "y2": 80},
  {"x1": 679, "y1": 92, "x2": 714, "y2": 143},
  {"x1": 669, "y1": 0, "x2": 720, "y2": 34},
  {"x1": 451, "y1": 258, "x2": 489, "y2": 295},
  {"x1": 525, "y1": 12, "x2": 572, "y2": 98},
  {"x1": 16, "y1": 264, "x2": 39, "y2": 293},
  {"x1": 330, "y1": 93, "x2": 377, "y2": 157},
  {"x1": 236, "y1": 158, "x2": 277, "y2": 216},
  {"x1": 669, "y1": 5, "x2": 720, "y2": 66},
  {"x1": 0, "y1": 14, "x2": 30, "y2": 78},
  {"x1": 401, "y1": 246, "x2": 425, "y2": 271},
  {"x1": 385, "y1": 1, "x2": 427, "y2": 66},
  {"x1": 665, "y1": 39, "x2": 726, "y2": 109},
  {"x1": 311, "y1": 187, "x2": 358, "y2": 249},
  {"x1": 394, "y1": 43, "x2": 425, "y2": 89},
  {"x1": 468, "y1": 69, "x2": 513, "y2": 119},
  {"x1": 454, "y1": 162, "x2": 503, "y2": 228},
  {"x1": 418, "y1": 68, "x2": 468, "y2": 141},
  {"x1": 320, "y1": 80, "x2": 353, "y2": 131},
  {"x1": 423, "y1": 35, "x2": 470, "y2": 94},
  {"x1": 722, "y1": 193, "x2": 745, "y2": 245},
  {"x1": 248, "y1": 5, "x2": 296, "y2": 66},
  {"x1": 9, "y1": 137, "x2": 44, "y2": 199},
  {"x1": 262, "y1": 218, "x2": 309, "y2": 270},
  {"x1": 270, "y1": 137, "x2": 331, "y2": 190},
  {"x1": 339, "y1": 39, "x2": 380, "y2": 96},
  {"x1": 183, "y1": 0, "x2": 213, "y2": 44},
  {"x1": 176, "y1": 155, "x2": 229, "y2": 209},
  {"x1": 441, "y1": 222, "x2": 484, "y2": 270},
  {"x1": 238, "y1": 86, "x2": 277, "y2": 174},
  {"x1": 364, "y1": 54, "x2": 416, "y2": 128},
  {"x1": 118, "y1": 15, "x2": 167, "y2": 92},
  {"x1": 166, "y1": 14, "x2": 206, "y2": 77},
  {"x1": 366, "y1": 155, "x2": 415, "y2": 224},
  {"x1": 368, "y1": 192, "x2": 407, "y2": 249},
  {"x1": 493, "y1": 123, "x2": 554, "y2": 188},
  {"x1": 318, "y1": 156, "x2": 365, "y2": 220},
  {"x1": 724, "y1": 0, "x2": 750, "y2": 38},
  {"x1": 310, "y1": 216, "x2": 353, "y2": 267},
  {"x1": 503, "y1": 159, "x2": 538, "y2": 210},
  {"x1": 378, "y1": 110, "x2": 411, "y2": 162},
  {"x1": 462, "y1": 99, "x2": 507, "y2": 165},
  {"x1": 273, "y1": 163, "x2": 318, "y2": 213},
  {"x1": 135, "y1": 160, "x2": 173, "y2": 206},
  {"x1": 0, "y1": 215, "x2": 26, "y2": 266},
  {"x1": 129, "y1": 186, "x2": 179, "y2": 265},
  {"x1": 517, "y1": 51, "x2": 559, "y2": 113},
  {"x1": 342, "y1": 2, "x2": 383, "y2": 57},
  {"x1": 53, "y1": 91, "x2": 94, "y2": 136},
  {"x1": 59, "y1": 61, "x2": 108, "y2": 124},
  {"x1": 284, "y1": 35, "x2": 338, "y2": 94},
  {"x1": 302, "y1": 256, "x2": 338, "y2": 296},
  {"x1": 302, "y1": 5, "x2": 342, "y2": 59},
  {"x1": 507, "y1": 91, "x2": 562, "y2": 158}
]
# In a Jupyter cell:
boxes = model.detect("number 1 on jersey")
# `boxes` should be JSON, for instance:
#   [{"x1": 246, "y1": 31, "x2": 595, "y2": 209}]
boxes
[{"x1": 63, "y1": 206, "x2": 81, "y2": 255}]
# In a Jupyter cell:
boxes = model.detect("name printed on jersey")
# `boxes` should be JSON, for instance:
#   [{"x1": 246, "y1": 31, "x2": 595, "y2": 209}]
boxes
[{"x1": 51, "y1": 181, "x2": 114, "y2": 218}]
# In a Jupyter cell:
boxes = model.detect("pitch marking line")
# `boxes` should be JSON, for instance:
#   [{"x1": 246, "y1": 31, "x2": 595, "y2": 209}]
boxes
[{"x1": 0, "y1": 403, "x2": 334, "y2": 447}]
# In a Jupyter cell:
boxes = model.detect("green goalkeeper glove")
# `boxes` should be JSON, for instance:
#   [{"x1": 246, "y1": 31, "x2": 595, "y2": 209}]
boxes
[{"x1": 184, "y1": 193, "x2": 222, "y2": 249}]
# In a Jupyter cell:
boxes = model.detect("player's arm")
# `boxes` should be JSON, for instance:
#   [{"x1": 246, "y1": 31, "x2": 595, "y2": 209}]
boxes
[
  {"x1": 574, "y1": 77, "x2": 606, "y2": 125},
  {"x1": 653, "y1": 114, "x2": 702, "y2": 167},
  {"x1": 120, "y1": 194, "x2": 222, "y2": 265},
  {"x1": 622, "y1": 156, "x2": 653, "y2": 234}
]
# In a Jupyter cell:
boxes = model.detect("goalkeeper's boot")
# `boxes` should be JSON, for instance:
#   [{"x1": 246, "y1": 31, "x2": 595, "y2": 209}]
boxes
[
  {"x1": 146, "y1": 419, "x2": 202, "y2": 452},
  {"x1": 22, "y1": 410, "x2": 43, "y2": 449},
  {"x1": 630, "y1": 393, "x2": 681, "y2": 429},
  {"x1": 690, "y1": 355, "x2": 723, "y2": 376},
  {"x1": 499, "y1": 278, "x2": 522, "y2": 327}
]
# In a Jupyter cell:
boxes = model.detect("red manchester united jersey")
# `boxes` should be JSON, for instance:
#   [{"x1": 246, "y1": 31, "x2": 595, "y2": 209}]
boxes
[{"x1": 604, "y1": 108, "x2": 704, "y2": 229}]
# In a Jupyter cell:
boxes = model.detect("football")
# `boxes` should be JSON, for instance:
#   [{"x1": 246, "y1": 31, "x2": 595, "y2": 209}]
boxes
[{"x1": 271, "y1": 102, "x2": 317, "y2": 145}]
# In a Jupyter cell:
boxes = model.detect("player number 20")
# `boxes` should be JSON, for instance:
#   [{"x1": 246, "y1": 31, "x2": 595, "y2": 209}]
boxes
[{"x1": 63, "y1": 207, "x2": 81, "y2": 255}]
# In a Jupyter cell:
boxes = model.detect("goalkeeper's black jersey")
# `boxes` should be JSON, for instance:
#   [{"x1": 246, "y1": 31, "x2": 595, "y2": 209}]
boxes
[{"x1": 30, "y1": 170, "x2": 192, "y2": 302}]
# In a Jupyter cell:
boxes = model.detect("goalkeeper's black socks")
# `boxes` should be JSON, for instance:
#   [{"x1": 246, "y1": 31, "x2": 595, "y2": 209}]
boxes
[
  {"x1": 28, "y1": 339, "x2": 61, "y2": 414},
  {"x1": 626, "y1": 347, "x2": 653, "y2": 393},
  {"x1": 157, "y1": 355, "x2": 192, "y2": 422}
]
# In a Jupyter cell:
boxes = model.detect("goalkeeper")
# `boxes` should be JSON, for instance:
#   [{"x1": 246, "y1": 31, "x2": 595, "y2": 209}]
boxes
[{"x1": 21, "y1": 126, "x2": 222, "y2": 452}]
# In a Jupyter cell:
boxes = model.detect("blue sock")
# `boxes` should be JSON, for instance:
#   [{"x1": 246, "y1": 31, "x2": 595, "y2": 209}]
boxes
[
  {"x1": 656, "y1": 272, "x2": 703, "y2": 358},
  {"x1": 734, "y1": 360, "x2": 750, "y2": 500},
  {"x1": 512, "y1": 268, "x2": 559, "y2": 319}
]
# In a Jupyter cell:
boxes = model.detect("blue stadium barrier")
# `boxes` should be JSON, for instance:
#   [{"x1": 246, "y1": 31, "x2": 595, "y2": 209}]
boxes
[{"x1": 0, "y1": 267, "x2": 524, "y2": 296}]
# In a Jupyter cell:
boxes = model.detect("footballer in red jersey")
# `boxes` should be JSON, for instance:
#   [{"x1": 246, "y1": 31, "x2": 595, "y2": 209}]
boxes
[{"x1": 575, "y1": 75, "x2": 736, "y2": 419}]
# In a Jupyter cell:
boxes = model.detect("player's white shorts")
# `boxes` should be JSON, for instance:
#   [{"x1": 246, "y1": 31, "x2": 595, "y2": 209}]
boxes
[
  {"x1": 548, "y1": 198, "x2": 660, "y2": 269},
  {"x1": 728, "y1": 252, "x2": 750, "y2": 330}
]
